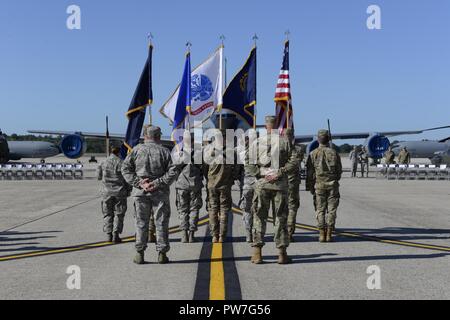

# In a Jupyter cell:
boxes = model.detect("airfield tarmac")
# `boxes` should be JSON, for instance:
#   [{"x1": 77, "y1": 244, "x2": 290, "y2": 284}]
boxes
[{"x1": 0, "y1": 155, "x2": 449, "y2": 300}]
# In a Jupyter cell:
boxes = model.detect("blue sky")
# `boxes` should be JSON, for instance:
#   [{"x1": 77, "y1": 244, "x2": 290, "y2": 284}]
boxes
[{"x1": 1, "y1": 0, "x2": 449, "y2": 142}]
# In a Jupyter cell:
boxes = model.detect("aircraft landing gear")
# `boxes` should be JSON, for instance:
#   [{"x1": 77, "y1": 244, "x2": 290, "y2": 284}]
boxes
[{"x1": 40, "y1": 159, "x2": 46, "y2": 164}]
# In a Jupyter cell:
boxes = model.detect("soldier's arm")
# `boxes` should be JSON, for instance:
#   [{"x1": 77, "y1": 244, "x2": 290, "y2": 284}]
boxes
[
  {"x1": 305, "y1": 154, "x2": 315, "y2": 192},
  {"x1": 279, "y1": 145, "x2": 297, "y2": 177},
  {"x1": 336, "y1": 152, "x2": 343, "y2": 181},
  {"x1": 153, "y1": 153, "x2": 181, "y2": 189},
  {"x1": 121, "y1": 151, "x2": 141, "y2": 188},
  {"x1": 96, "y1": 163, "x2": 103, "y2": 181}
]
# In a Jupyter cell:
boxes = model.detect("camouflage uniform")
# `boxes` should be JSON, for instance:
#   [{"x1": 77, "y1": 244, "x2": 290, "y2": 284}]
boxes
[
  {"x1": 306, "y1": 133, "x2": 342, "y2": 231},
  {"x1": 349, "y1": 148, "x2": 359, "y2": 178},
  {"x1": 287, "y1": 145, "x2": 304, "y2": 238},
  {"x1": 175, "y1": 163, "x2": 203, "y2": 232},
  {"x1": 359, "y1": 148, "x2": 369, "y2": 177},
  {"x1": 97, "y1": 154, "x2": 129, "y2": 236},
  {"x1": 397, "y1": 149, "x2": 411, "y2": 165},
  {"x1": 384, "y1": 150, "x2": 396, "y2": 165},
  {"x1": 207, "y1": 152, "x2": 235, "y2": 240},
  {"x1": 250, "y1": 133, "x2": 296, "y2": 249},
  {"x1": 122, "y1": 141, "x2": 179, "y2": 254},
  {"x1": 239, "y1": 166, "x2": 257, "y2": 236}
]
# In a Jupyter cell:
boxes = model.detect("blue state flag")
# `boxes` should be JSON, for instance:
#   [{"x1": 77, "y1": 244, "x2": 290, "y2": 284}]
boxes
[
  {"x1": 120, "y1": 45, "x2": 153, "y2": 159},
  {"x1": 222, "y1": 47, "x2": 257, "y2": 129},
  {"x1": 171, "y1": 52, "x2": 192, "y2": 149}
]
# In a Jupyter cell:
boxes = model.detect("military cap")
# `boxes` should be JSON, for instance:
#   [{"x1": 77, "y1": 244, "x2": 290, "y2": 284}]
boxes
[
  {"x1": 143, "y1": 125, "x2": 162, "y2": 138},
  {"x1": 265, "y1": 116, "x2": 276, "y2": 125},
  {"x1": 317, "y1": 129, "x2": 330, "y2": 138}
]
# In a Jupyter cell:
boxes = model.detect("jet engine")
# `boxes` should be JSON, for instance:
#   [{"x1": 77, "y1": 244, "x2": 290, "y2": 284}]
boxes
[
  {"x1": 60, "y1": 135, "x2": 87, "y2": 159},
  {"x1": 365, "y1": 134, "x2": 390, "y2": 159}
]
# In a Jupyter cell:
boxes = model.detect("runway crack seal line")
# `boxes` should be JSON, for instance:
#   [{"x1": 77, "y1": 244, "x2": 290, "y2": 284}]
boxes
[
  {"x1": 232, "y1": 207, "x2": 450, "y2": 253},
  {"x1": 0, "y1": 215, "x2": 209, "y2": 263},
  {"x1": 193, "y1": 212, "x2": 242, "y2": 301},
  {"x1": 0, "y1": 197, "x2": 101, "y2": 233}
]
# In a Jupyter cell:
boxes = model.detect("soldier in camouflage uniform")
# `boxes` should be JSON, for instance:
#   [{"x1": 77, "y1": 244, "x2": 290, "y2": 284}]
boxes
[
  {"x1": 397, "y1": 147, "x2": 411, "y2": 165},
  {"x1": 122, "y1": 125, "x2": 180, "y2": 265},
  {"x1": 97, "y1": 147, "x2": 130, "y2": 243},
  {"x1": 349, "y1": 146, "x2": 359, "y2": 178},
  {"x1": 175, "y1": 145, "x2": 204, "y2": 243},
  {"x1": 306, "y1": 130, "x2": 342, "y2": 243},
  {"x1": 359, "y1": 146, "x2": 370, "y2": 178},
  {"x1": 284, "y1": 128, "x2": 304, "y2": 242},
  {"x1": 384, "y1": 146, "x2": 396, "y2": 165},
  {"x1": 207, "y1": 130, "x2": 235, "y2": 243},
  {"x1": 250, "y1": 116, "x2": 297, "y2": 265}
]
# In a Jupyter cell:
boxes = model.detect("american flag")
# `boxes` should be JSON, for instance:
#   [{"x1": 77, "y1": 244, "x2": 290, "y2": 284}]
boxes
[{"x1": 275, "y1": 41, "x2": 294, "y2": 132}]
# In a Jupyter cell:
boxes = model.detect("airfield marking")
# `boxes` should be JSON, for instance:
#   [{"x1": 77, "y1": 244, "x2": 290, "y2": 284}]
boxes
[
  {"x1": 0, "y1": 197, "x2": 100, "y2": 233},
  {"x1": 232, "y1": 207, "x2": 450, "y2": 253},
  {"x1": 209, "y1": 242, "x2": 225, "y2": 300},
  {"x1": 0, "y1": 216, "x2": 209, "y2": 262}
]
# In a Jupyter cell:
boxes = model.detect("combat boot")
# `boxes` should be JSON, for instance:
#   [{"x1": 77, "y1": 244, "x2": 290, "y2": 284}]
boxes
[
  {"x1": 246, "y1": 231, "x2": 253, "y2": 243},
  {"x1": 112, "y1": 233, "x2": 122, "y2": 244},
  {"x1": 133, "y1": 251, "x2": 145, "y2": 265},
  {"x1": 212, "y1": 235, "x2": 219, "y2": 243},
  {"x1": 158, "y1": 252, "x2": 169, "y2": 264},
  {"x1": 319, "y1": 229, "x2": 326, "y2": 243},
  {"x1": 251, "y1": 247, "x2": 263, "y2": 264},
  {"x1": 106, "y1": 233, "x2": 113, "y2": 243},
  {"x1": 326, "y1": 227, "x2": 334, "y2": 243},
  {"x1": 278, "y1": 248, "x2": 292, "y2": 265},
  {"x1": 148, "y1": 232, "x2": 156, "y2": 243},
  {"x1": 219, "y1": 236, "x2": 225, "y2": 243},
  {"x1": 189, "y1": 231, "x2": 196, "y2": 243},
  {"x1": 181, "y1": 231, "x2": 189, "y2": 243}
]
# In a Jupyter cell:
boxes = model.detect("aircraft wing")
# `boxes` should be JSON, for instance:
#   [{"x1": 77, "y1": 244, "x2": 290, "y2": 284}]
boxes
[
  {"x1": 294, "y1": 126, "x2": 450, "y2": 143},
  {"x1": 28, "y1": 130, "x2": 175, "y2": 148}
]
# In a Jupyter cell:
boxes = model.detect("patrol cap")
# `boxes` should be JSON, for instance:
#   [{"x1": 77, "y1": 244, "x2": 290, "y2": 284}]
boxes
[
  {"x1": 143, "y1": 125, "x2": 162, "y2": 138},
  {"x1": 317, "y1": 129, "x2": 330, "y2": 138},
  {"x1": 265, "y1": 116, "x2": 276, "y2": 125}
]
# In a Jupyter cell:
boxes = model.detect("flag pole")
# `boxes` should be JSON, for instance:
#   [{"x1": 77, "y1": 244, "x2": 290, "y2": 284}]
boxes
[
  {"x1": 252, "y1": 33, "x2": 258, "y2": 130},
  {"x1": 105, "y1": 116, "x2": 110, "y2": 157},
  {"x1": 219, "y1": 35, "x2": 226, "y2": 130},
  {"x1": 147, "y1": 33, "x2": 154, "y2": 126},
  {"x1": 186, "y1": 41, "x2": 192, "y2": 133},
  {"x1": 285, "y1": 30, "x2": 290, "y2": 130}
]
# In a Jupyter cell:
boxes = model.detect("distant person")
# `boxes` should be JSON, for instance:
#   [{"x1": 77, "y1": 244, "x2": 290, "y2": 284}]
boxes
[
  {"x1": 97, "y1": 147, "x2": 130, "y2": 244},
  {"x1": 306, "y1": 130, "x2": 342, "y2": 243},
  {"x1": 397, "y1": 147, "x2": 411, "y2": 165},
  {"x1": 359, "y1": 147, "x2": 370, "y2": 178},
  {"x1": 349, "y1": 146, "x2": 359, "y2": 178},
  {"x1": 384, "y1": 146, "x2": 396, "y2": 165}
]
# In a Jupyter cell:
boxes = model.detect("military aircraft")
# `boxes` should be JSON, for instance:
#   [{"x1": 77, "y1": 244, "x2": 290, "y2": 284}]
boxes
[
  {"x1": 25, "y1": 124, "x2": 450, "y2": 164},
  {"x1": 0, "y1": 131, "x2": 60, "y2": 164},
  {"x1": 391, "y1": 137, "x2": 450, "y2": 165}
]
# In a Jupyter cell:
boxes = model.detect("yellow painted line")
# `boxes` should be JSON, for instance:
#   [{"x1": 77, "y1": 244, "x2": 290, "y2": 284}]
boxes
[
  {"x1": 209, "y1": 243, "x2": 225, "y2": 301},
  {"x1": 231, "y1": 207, "x2": 450, "y2": 253},
  {"x1": 0, "y1": 217, "x2": 210, "y2": 263}
]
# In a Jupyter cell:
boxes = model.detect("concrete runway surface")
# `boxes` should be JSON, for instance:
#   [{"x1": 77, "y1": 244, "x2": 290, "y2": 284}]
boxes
[{"x1": 0, "y1": 155, "x2": 449, "y2": 300}]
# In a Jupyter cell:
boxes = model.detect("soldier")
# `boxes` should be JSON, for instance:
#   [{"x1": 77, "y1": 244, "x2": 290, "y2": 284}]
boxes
[
  {"x1": 284, "y1": 128, "x2": 304, "y2": 242},
  {"x1": 238, "y1": 137, "x2": 258, "y2": 243},
  {"x1": 250, "y1": 116, "x2": 296, "y2": 265},
  {"x1": 175, "y1": 142, "x2": 203, "y2": 244},
  {"x1": 122, "y1": 125, "x2": 180, "y2": 265},
  {"x1": 349, "y1": 146, "x2": 358, "y2": 178},
  {"x1": 359, "y1": 146, "x2": 370, "y2": 178},
  {"x1": 97, "y1": 147, "x2": 130, "y2": 243},
  {"x1": 384, "y1": 146, "x2": 396, "y2": 165},
  {"x1": 207, "y1": 130, "x2": 235, "y2": 243},
  {"x1": 306, "y1": 130, "x2": 342, "y2": 243},
  {"x1": 397, "y1": 147, "x2": 411, "y2": 165}
]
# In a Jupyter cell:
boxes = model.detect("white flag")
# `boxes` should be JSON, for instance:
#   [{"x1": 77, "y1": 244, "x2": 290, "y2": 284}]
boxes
[{"x1": 160, "y1": 46, "x2": 223, "y2": 128}]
